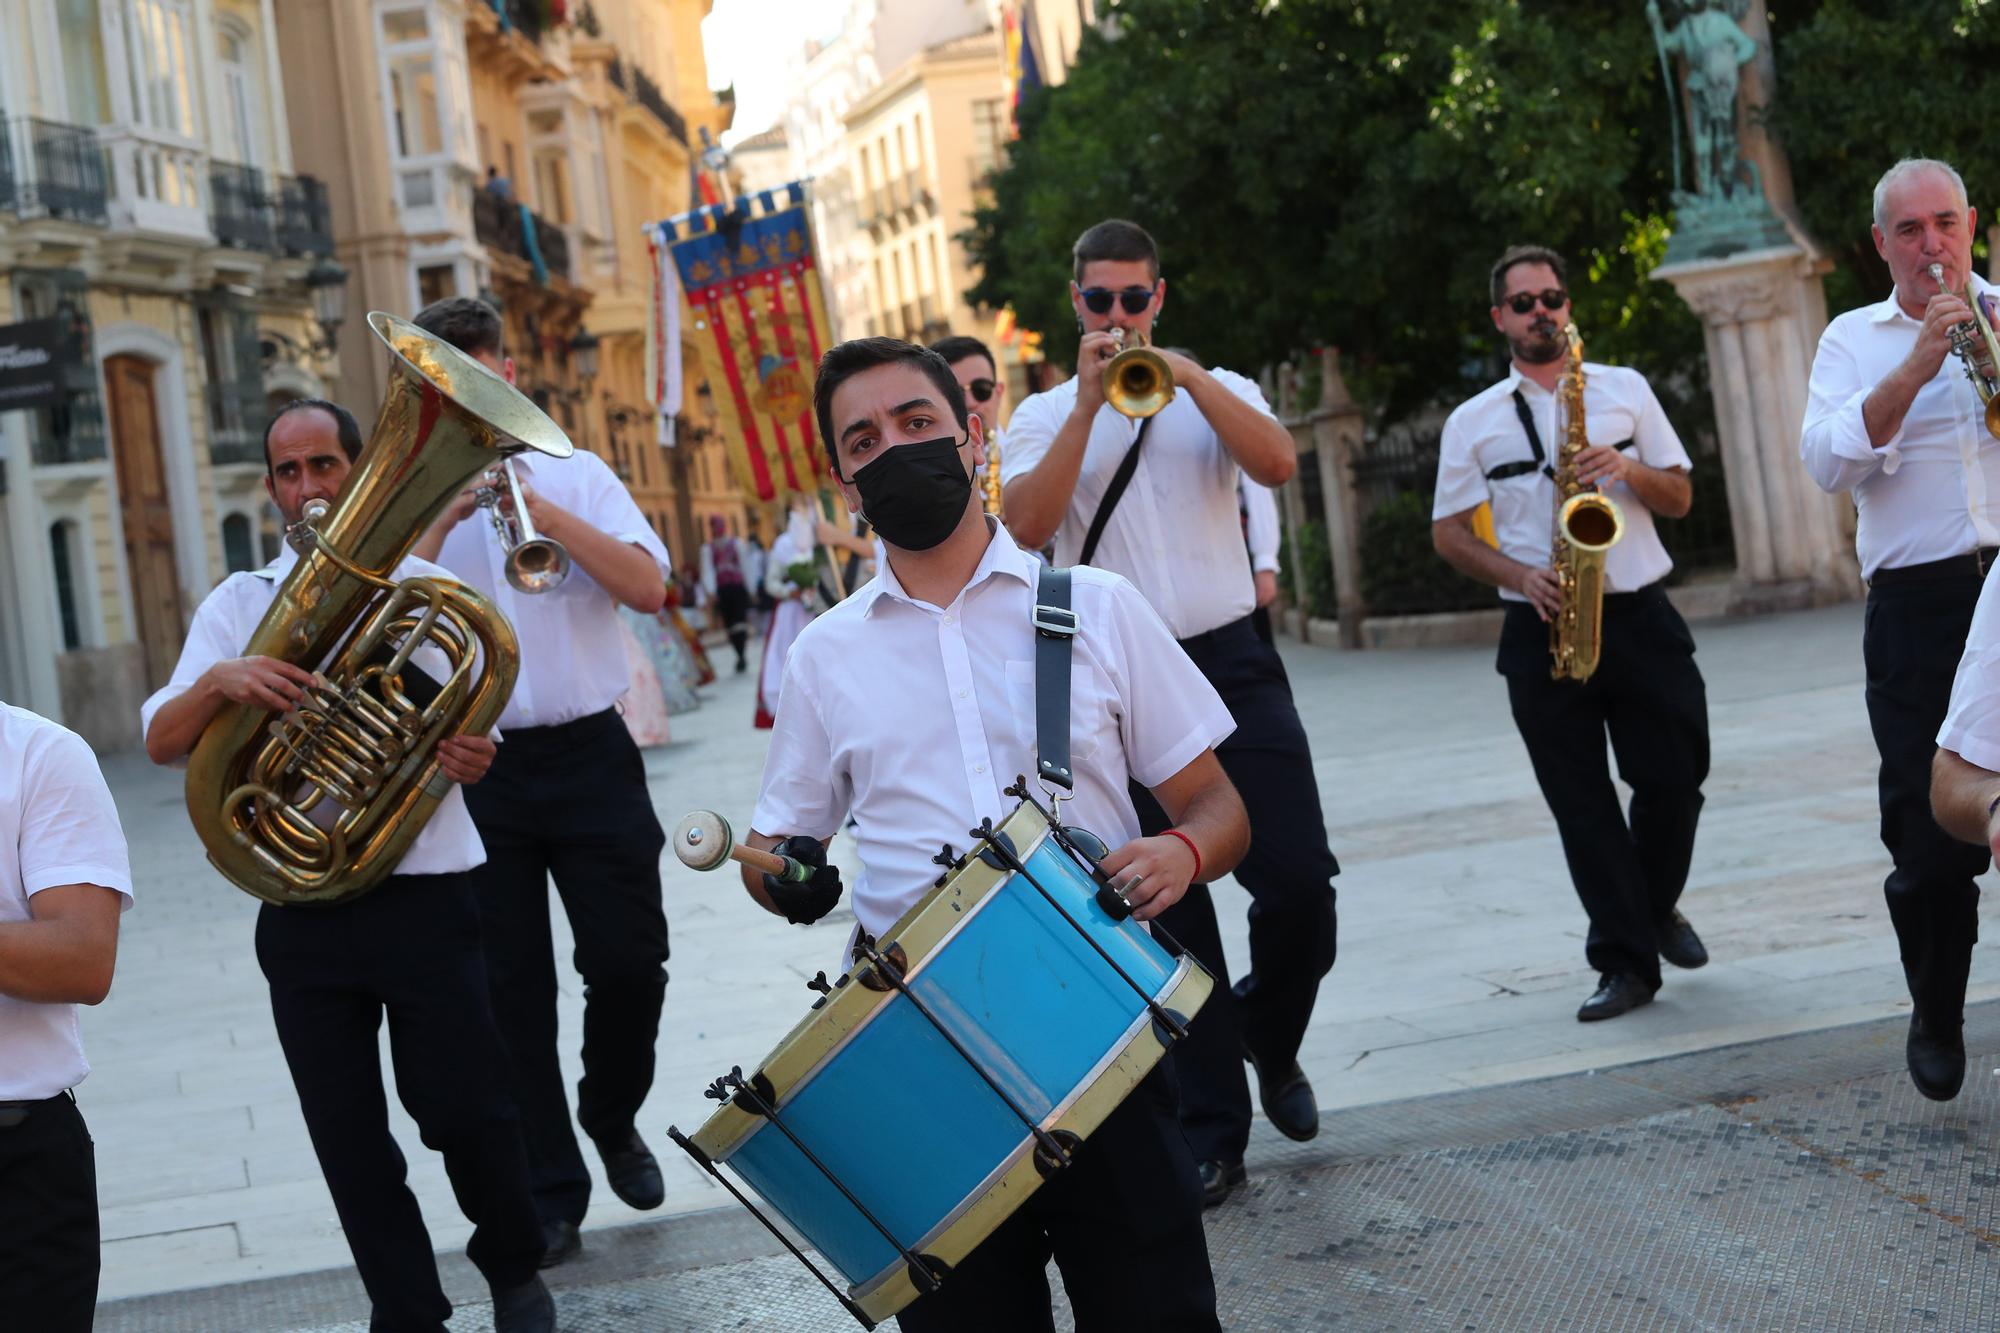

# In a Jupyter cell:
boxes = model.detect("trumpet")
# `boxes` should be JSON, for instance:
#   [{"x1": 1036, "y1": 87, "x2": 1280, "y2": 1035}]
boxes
[
  {"x1": 475, "y1": 457, "x2": 571, "y2": 593},
  {"x1": 1929, "y1": 262, "x2": 2000, "y2": 440},
  {"x1": 1103, "y1": 327, "x2": 1175, "y2": 419}
]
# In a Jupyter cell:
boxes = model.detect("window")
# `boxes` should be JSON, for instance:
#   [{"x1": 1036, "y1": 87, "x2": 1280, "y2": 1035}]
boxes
[
  {"x1": 49, "y1": 522, "x2": 81, "y2": 650},
  {"x1": 15, "y1": 269, "x2": 105, "y2": 465},
  {"x1": 198, "y1": 295, "x2": 264, "y2": 465},
  {"x1": 216, "y1": 20, "x2": 264, "y2": 167},
  {"x1": 123, "y1": 0, "x2": 200, "y2": 138},
  {"x1": 388, "y1": 52, "x2": 443, "y2": 157},
  {"x1": 417, "y1": 263, "x2": 456, "y2": 307},
  {"x1": 56, "y1": 0, "x2": 112, "y2": 125},
  {"x1": 971, "y1": 99, "x2": 1005, "y2": 180},
  {"x1": 381, "y1": 7, "x2": 428, "y2": 42},
  {"x1": 221, "y1": 513, "x2": 254, "y2": 573}
]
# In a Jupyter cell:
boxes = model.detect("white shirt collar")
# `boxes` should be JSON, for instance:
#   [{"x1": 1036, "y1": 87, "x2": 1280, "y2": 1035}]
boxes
[{"x1": 857, "y1": 517, "x2": 1034, "y2": 618}]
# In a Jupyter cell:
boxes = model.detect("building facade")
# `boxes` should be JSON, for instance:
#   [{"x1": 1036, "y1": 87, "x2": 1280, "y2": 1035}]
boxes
[
  {"x1": 276, "y1": 0, "x2": 739, "y2": 584},
  {"x1": 0, "y1": 0, "x2": 337, "y2": 748}
]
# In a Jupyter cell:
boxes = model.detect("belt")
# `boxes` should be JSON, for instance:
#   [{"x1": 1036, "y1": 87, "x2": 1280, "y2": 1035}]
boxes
[
  {"x1": 1869, "y1": 549, "x2": 1999, "y2": 588},
  {"x1": 0, "y1": 1089, "x2": 73, "y2": 1128},
  {"x1": 1176, "y1": 612, "x2": 1259, "y2": 655}
]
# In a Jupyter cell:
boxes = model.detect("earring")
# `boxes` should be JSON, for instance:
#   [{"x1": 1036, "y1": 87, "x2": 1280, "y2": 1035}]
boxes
[{"x1": 1075, "y1": 314, "x2": 1084, "y2": 335}]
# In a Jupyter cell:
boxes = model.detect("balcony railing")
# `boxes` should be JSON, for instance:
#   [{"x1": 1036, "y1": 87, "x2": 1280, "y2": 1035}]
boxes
[
  {"x1": 0, "y1": 118, "x2": 111, "y2": 223},
  {"x1": 472, "y1": 188, "x2": 572, "y2": 283},
  {"x1": 276, "y1": 175, "x2": 334, "y2": 256},
  {"x1": 607, "y1": 57, "x2": 690, "y2": 147},
  {"x1": 210, "y1": 162, "x2": 272, "y2": 250}
]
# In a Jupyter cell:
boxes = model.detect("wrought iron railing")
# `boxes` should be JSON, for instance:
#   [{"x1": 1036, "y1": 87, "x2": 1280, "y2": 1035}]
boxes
[
  {"x1": 276, "y1": 174, "x2": 334, "y2": 256},
  {"x1": 472, "y1": 188, "x2": 572, "y2": 282},
  {"x1": 0, "y1": 118, "x2": 111, "y2": 222},
  {"x1": 210, "y1": 162, "x2": 272, "y2": 249},
  {"x1": 630, "y1": 65, "x2": 689, "y2": 146}
]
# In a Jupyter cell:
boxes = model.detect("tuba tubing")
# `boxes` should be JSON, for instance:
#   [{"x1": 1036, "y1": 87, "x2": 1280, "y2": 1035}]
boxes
[{"x1": 184, "y1": 313, "x2": 574, "y2": 906}]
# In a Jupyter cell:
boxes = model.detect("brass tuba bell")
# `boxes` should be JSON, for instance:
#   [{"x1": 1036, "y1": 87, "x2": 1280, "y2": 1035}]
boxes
[
  {"x1": 183, "y1": 313, "x2": 575, "y2": 906},
  {"x1": 1103, "y1": 327, "x2": 1175, "y2": 419}
]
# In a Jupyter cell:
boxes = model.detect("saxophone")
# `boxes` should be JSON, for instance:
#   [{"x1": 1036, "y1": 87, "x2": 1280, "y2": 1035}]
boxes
[
  {"x1": 1548, "y1": 321, "x2": 1624, "y2": 682},
  {"x1": 183, "y1": 313, "x2": 575, "y2": 906}
]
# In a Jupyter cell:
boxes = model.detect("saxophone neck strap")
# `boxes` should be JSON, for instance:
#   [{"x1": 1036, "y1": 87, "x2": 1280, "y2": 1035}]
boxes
[{"x1": 1491, "y1": 389, "x2": 1630, "y2": 484}]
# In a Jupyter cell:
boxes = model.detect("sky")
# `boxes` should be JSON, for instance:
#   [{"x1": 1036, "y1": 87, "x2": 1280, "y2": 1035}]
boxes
[{"x1": 703, "y1": 0, "x2": 844, "y2": 145}]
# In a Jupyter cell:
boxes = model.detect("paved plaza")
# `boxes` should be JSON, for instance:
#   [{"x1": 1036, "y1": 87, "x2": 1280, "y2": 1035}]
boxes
[{"x1": 82, "y1": 596, "x2": 2000, "y2": 1328}]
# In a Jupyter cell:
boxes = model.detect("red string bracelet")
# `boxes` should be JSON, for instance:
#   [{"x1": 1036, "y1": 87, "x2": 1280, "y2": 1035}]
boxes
[{"x1": 1163, "y1": 829, "x2": 1202, "y2": 883}]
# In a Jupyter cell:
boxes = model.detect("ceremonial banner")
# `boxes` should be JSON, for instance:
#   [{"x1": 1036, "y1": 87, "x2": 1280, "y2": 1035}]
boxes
[{"x1": 646, "y1": 183, "x2": 832, "y2": 505}]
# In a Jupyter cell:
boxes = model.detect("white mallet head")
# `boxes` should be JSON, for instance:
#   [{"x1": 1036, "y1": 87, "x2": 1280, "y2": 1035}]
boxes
[{"x1": 674, "y1": 810, "x2": 735, "y2": 872}]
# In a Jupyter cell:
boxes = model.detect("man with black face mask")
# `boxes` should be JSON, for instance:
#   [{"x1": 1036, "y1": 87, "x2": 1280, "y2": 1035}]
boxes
[
  {"x1": 1432, "y1": 244, "x2": 1712, "y2": 1024},
  {"x1": 740, "y1": 337, "x2": 1249, "y2": 1331}
]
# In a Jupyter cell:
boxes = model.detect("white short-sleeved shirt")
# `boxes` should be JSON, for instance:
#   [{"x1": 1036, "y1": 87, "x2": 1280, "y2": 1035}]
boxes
[
  {"x1": 1940, "y1": 562, "x2": 2000, "y2": 764},
  {"x1": 432, "y1": 449, "x2": 673, "y2": 729},
  {"x1": 139, "y1": 548, "x2": 488, "y2": 876},
  {"x1": 751, "y1": 520, "x2": 1236, "y2": 938},
  {"x1": 1434, "y1": 363, "x2": 1694, "y2": 599},
  {"x1": 1002, "y1": 371, "x2": 1274, "y2": 638},
  {"x1": 1800, "y1": 277, "x2": 2000, "y2": 578},
  {"x1": 1, "y1": 703, "x2": 133, "y2": 1099},
  {"x1": 1242, "y1": 479, "x2": 1280, "y2": 574}
]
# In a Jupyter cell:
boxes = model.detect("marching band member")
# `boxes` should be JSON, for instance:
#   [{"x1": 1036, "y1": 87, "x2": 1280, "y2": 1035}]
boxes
[
  {"x1": 1003, "y1": 219, "x2": 1336, "y2": 1206},
  {"x1": 410, "y1": 297, "x2": 674, "y2": 1264},
  {"x1": 0, "y1": 701, "x2": 129, "y2": 1332},
  {"x1": 1802, "y1": 158, "x2": 1997, "y2": 1101},
  {"x1": 1432, "y1": 245, "x2": 1709, "y2": 1024},
  {"x1": 931, "y1": 334, "x2": 1008, "y2": 509},
  {"x1": 140, "y1": 400, "x2": 554, "y2": 1333},
  {"x1": 745, "y1": 338, "x2": 1246, "y2": 1330}
]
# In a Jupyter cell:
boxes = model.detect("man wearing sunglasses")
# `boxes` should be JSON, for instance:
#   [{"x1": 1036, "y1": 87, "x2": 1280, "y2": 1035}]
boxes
[
  {"x1": 1004, "y1": 219, "x2": 1339, "y2": 1209},
  {"x1": 933, "y1": 335, "x2": 1008, "y2": 513},
  {"x1": 1432, "y1": 244, "x2": 1710, "y2": 1025}
]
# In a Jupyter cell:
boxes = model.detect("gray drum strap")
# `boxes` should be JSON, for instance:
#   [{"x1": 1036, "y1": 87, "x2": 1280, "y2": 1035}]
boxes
[{"x1": 1033, "y1": 564, "x2": 1077, "y2": 791}]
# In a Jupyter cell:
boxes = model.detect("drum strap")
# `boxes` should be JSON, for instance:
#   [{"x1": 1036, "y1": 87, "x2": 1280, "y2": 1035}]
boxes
[{"x1": 1033, "y1": 564, "x2": 1077, "y2": 792}]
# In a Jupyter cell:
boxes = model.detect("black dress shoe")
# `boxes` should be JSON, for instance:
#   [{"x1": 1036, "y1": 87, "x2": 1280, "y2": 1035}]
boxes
[
  {"x1": 1577, "y1": 973, "x2": 1656, "y2": 1023},
  {"x1": 1657, "y1": 911, "x2": 1709, "y2": 970},
  {"x1": 1244, "y1": 1048, "x2": 1320, "y2": 1142},
  {"x1": 594, "y1": 1127, "x2": 666, "y2": 1210},
  {"x1": 538, "y1": 1219, "x2": 581, "y2": 1269},
  {"x1": 1197, "y1": 1158, "x2": 1247, "y2": 1208},
  {"x1": 1908, "y1": 1013, "x2": 1966, "y2": 1102},
  {"x1": 492, "y1": 1274, "x2": 556, "y2": 1333}
]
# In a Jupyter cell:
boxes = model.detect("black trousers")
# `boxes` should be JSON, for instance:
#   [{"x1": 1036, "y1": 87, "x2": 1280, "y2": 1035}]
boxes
[
  {"x1": 0, "y1": 1092, "x2": 97, "y2": 1331},
  {"x1": 255, "y1": 872, "x2": 543, "y2": 1333},
  {"x1": 1864, "y1": 574, "x2": 1990, "y2": 1022},
  {"x1": 1499, "y1": 585, "x2": 1710, "y2": 988},
  {"x1": 894, "y1": 1066, "x2": 1219, "y2": 1333},
  {"x1": 462, "y1": 708, "x2": 669, "y2": 1225},
  {"x1": 717, "y1": 582, "x2": 751, "y2": 666},
  {"x1": 1135, "y1": 615, "x2": 1340, "y2": 1164}
]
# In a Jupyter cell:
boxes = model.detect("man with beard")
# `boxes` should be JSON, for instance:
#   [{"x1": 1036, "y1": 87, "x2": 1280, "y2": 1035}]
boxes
[{"x1": 1431, "y1": 245, "x2": 1711, "y2": 1023}]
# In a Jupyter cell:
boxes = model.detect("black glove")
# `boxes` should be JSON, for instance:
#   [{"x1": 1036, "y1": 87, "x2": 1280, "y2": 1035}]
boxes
[{"x1": 764, "y1": 836, "x2": 844, "y2": 925}]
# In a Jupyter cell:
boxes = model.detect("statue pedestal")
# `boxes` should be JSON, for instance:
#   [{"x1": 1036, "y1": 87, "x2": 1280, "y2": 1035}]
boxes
[{"x1": 1653, "y1": 244, "x2": 1860, "y2": 606}]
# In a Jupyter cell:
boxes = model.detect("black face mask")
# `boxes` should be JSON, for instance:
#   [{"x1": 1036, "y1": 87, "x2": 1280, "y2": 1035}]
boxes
[{"x1": 851, "y1": 435, "x2": 973, "y2": 551}]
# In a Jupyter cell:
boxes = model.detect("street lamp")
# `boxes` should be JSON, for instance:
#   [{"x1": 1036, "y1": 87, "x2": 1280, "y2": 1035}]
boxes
[
  {"x1": 304, "y1": 256, "x2": 349, "y2": 355},
  {"x1": 568, "y1": 325, "x2": 600, "y2": 383}
]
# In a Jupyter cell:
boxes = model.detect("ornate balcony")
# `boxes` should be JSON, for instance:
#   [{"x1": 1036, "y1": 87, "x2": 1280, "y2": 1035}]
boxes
[
  {"x1": 472, "y1": 188, "x2": 572, "y2": 283},
  {"x1": 0, "y1": 118, "x2": 111, "y2": 223},
  {"x1": 209, "y1": 162, "x2": 273, "y2": 250},
  {"x1": 276, "y1": 175, "x2": 334, "y2": 256}
]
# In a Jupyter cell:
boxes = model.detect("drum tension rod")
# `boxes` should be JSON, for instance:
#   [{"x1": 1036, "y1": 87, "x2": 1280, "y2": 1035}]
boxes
[
  {"x1": 703, "y1": 1067, "x2": 949, "y2": 1308},
  {"x1": 851, "y1": 936, "x2": 1081, "y2": 1178},
  {"x1": 666, "y1": 1122, "x2": 880, "y2": 1331},
  {"x1": 988, "y1": 783, "x2": 1197, "y2": 1045}
]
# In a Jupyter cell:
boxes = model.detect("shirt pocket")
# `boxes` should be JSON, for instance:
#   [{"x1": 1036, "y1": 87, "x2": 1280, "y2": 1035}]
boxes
[{"x1": 1003, "y1": 658, "x2": 1105, "y2": 765}]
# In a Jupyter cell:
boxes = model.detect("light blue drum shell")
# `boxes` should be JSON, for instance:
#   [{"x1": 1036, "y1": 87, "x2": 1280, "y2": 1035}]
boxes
[{"x1": 719, "y1": 819, "x2": 1184, "y2": 1290}]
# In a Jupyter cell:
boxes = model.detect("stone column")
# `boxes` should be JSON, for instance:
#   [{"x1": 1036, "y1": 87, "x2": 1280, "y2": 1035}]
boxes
[
  {"x1": 1653, "y1": 245, "x2": 1859, "y2": 606},
  {"x1": 1308, "y1": 349, "x2": 1367, "y2": 648}
]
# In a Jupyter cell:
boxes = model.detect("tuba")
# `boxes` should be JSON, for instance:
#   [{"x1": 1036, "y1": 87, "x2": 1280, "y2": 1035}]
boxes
[
  {"x1": 184, "y1": 313, "x2": 574, "y2": 906},
  {"x1": 1929, "y1": 263, "x2": 2000, "y2": 440},
  {"x1": 1103, "y1": 326, "x2": 1175, "y2": 419},
  {"x1": 1549, "y1": 321, "x2": 1624, "y2": 683}
]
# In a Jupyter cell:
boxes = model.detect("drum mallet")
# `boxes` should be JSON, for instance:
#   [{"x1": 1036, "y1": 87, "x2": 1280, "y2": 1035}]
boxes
[{"x1": 673, "y1": 810, "x2": 816, "y2": 883}]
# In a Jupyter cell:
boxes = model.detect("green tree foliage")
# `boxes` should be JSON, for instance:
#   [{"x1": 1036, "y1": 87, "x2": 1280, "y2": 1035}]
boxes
[
  {"x1": 966, "y1": 0, "x2": 1996, "y2": 433},
  {"x1": 1769, "y1": 0, "x2": 1999, "y2": 313}
]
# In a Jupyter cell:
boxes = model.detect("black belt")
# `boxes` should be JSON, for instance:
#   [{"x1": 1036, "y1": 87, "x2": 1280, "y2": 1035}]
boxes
[
  {"x1": 0, "y1": 1089, "x2": 73, "y2": 1128},
  {"x1": 1869, "y1": 549, "x2": 1999, "y2": 588}
]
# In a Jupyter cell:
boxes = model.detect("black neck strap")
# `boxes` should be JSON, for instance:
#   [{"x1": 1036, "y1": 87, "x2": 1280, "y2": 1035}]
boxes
[{"x1": 1033, "y1": 565, "x2": 1077, "y2": 791}]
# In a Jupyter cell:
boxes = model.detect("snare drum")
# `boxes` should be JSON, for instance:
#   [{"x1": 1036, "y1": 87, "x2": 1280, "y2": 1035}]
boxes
[{"x1": 671, "y1": 791, "x2": 1211, "y2": 1327}]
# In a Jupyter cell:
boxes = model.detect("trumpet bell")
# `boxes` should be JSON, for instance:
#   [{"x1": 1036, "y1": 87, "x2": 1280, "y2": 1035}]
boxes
[
  {"x1": 505, "y1": 537, "x2": 571, "y2": 594},
  {"x1": 1102, "y1": 328, "x2": 1176, "y2": 419}
]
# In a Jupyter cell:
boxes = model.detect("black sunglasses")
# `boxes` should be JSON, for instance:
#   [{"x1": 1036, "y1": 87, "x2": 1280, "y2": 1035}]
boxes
[
  {"x1": 965, "y1": 377, "x2": 998, "y2": 402},
  {"x1": 1504, "y1": 288, "x2": 1569, "y2": 315},
  {"x1": 1079, "y1": 284, "x2": 1157, "y2": 316}
]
